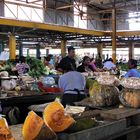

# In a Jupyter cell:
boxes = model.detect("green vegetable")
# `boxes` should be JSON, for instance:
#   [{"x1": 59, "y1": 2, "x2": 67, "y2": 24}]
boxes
[
  {"x1": 26, "y1": 57, "x2": 51, "y2": 78},
  {"x1": 118, "y1": 63, "x2": 128, "y2": 71},
  {"x1": 66, "y1": 118, "x2": 97, "y2": 133}
]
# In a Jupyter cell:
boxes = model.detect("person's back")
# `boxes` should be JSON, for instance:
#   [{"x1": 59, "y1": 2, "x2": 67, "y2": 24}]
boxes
[
  {"x1": 59, "y1": 71, "x2": 85, "y2": 92},
  {"x1": 103, "y1": 58, "x2": 116, "y2": 70},
  {"x1": 58, "y1": 62, "x2": 86, "y2": 107}
]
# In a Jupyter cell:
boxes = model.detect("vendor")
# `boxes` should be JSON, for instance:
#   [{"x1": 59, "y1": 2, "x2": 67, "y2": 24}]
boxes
[
  {"x1": 90, "y1": 58, "x2": 102, "y2": 72},
  {"x1": 16, "y1": 56, "x2": 29, "y2": 75},
  {"x1": 125, "y1": 59, "x2": 140, "y2": 78},
  {"x1": 103, "y1": 58, "x2": 116, "y2": 71},
  {"x1": 77, "y1": 56, "x2": 93, "y2": 73},
  {"x1": 57, "y1": 46, "x2": 76, "y2": 72},
  {"x1": 58, "y1": 63, "x2": 86, "y2": 107}
]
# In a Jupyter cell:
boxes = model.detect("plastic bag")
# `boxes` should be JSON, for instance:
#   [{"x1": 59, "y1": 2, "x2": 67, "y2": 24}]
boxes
[
  {"x1": 119, "y1": 88, "x2": 140, "y2": 108},
  {"x1": 121, "y1": 78, "x2": 140, "y2": 89},
  {"x1": 43, "y1": 76, "x2": 55, "y2": 86},
  {"x1": 97, "y1": 75, "x2": 120, "y2": 86},
  {"x1": 89, "y1": 83, "x2": 119, "y2": 107}
]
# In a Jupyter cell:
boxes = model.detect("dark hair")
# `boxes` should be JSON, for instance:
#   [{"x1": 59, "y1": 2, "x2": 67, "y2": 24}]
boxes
[
  {"x1": 48, "y1": 54, "x2": 53, "y2": 58},
  {"x1": 106, "y1": 58, "x2": 113, "y2": 62},
  {"x1": 83, "y1": 56, "x2": 90, "y2": 63},
  {"x1": 19, "y1": 56, "x2": 25, "y2": 63},
  {"x1": 68, "y1": 46, "x2": 75, "y2": 52},
  {"x1": 90, "y1": 58, "x2": 94, "y2": 62},
  {"x1": 129, "y1": 59, "x2": 137, "y2": 68},
  {"x1": 63, "y1": 63, "x2": 74, "y2": 72},
  {"x1": 44, "y1": 56, "x2": 51, "y2": 61}
]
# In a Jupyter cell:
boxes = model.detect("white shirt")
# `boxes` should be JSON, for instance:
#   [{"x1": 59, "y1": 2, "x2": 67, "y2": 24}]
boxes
[
  {"x1": 103, "y1": 61, "x2": 116, "y2": 70},
  {"x1": 58, "y1": 71, "x2": 85, "y2": 93}
]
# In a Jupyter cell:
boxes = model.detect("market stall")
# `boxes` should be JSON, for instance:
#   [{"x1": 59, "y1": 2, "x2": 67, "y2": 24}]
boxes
[
  {"x1": 9, "y1": 107, "x2": 140, "y2": 140},
  {"x1": 0, "y1": 58, "x2": 140, "y2": 140}
]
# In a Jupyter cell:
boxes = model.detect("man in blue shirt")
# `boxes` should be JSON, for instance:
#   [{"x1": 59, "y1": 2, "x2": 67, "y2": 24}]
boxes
[
  {"x1": 125, "y1": 59, "x2": 140, "y2": 78},
  {"x1": 58, "y1": 63, "x2": 86, "y2": 107}
]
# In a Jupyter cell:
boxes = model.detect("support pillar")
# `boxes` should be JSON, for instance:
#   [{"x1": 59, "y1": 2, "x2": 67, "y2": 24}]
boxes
[
  {"x1": 9, "y1": 35, "x2": 16, "y2": 60},
  {"x1": 112, "y1": 8, "x2": 117, "y2": 63},
  {"x1": 0, "y1": 0, "x2": 4, "y2": 17},
  {"x1": 27, "y1": 49, "x2": 30, "y2": 56},
  {"x1": 129, "y1": 42, "x2": 134, "y2": 60},
  {"x1": 97, "y1": 43, "x2": 103, "y2": 57},
  {"x1": 19, "y1": 42, "x2": 23, "y2": 57},
  {"x1": 46, "y1": 49, "x2": 49, "y2": 56},
  {"x1": 61, "y1": 40, "x2": 67, "y2": 57},
  {"x1": 36, "y1": 44, "x2": 41, "y2": 59},
  {"x1": 0, "y1": 42, "x2": 4, "y2": 54}
]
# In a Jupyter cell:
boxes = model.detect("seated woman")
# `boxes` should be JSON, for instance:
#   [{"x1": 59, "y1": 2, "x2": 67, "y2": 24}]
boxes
[
  {"x1": 77, "y1": 56, "x2": 93, "y2": 73},
  {"x1": 16, "y1": 56, "x2": 29, "y2": 75},
  {"x1": 90, "y1": 58, "x2": 103, "y2": 72},
  {"x1": 125, "y1": 59, "x2": 140, "y2": 78},
  {"x1": 58, "y1": 63, "x2": 86, "y2": 107}
]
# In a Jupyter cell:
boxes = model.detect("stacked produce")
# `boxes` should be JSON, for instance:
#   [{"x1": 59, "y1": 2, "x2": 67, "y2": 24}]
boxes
[
  {"x1": 89, "y1": 79, "x2": 119, "y2": 107},
  {"x1": 22, "y1": 101, "x2": 98, "y2": 140},
  {"x1": 26, "y1": 57, "x2": 56, "y2": 79},
  {"x1": 0, "y1": 116, "x2": 15, "y2": 140},
  {"x1": 121, "y1": 77, "x2": 140, "y2": 89},
  {"x1": 22, "y1": 111, "x2": 57, "y2": 140},
  {"x1": 77, "y1": 75, "x2": 120, "y2": 107},
  {"x1": 43, "y1": 101, "x2": 75, "y2": 132},
  {"x1": 120, "y1": 78, "x2": 140, "y2": 108}
]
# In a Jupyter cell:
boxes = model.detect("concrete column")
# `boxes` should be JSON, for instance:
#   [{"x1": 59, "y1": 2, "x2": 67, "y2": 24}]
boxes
[
  {"x1": 46, "y1": 49, "x2": 49, "y2": 56},
  {"x1": 9, "y1": 35, "x2": 16, "y2": 60},
  {"x1": 129, "y1": 42, "x2": 134, "y2": 60},
  {"x1": 27, "y1": 49, "x2": 30, "y2": 56},
  {"x1": 97, "y1": 43, "x2": 103, "y2": 57},
  {"x1": 112, "y1": 8, "x2": 117, "y2": 63},
  {"x1": 19, "y1": 42, "x2": 23, "y2": 57},
  {"x1": 0, "y1": 42, "x2": 4, "y2": 54},
  {"x1": 43, "y1": 0, "x2": 47, "y2": 22},
  {"x1": 0, "y1": 0, "x2": 4, "y2": 17},
  {"x1": 36, "y1": 44, "x2": 41, "y2": 59},
  {"x1": 61, "y1": 40, "x2": 67, "y2": 57}
]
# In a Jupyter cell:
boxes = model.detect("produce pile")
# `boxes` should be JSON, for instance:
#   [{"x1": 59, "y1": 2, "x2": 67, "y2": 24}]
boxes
[
  {"x1": 0, "y1": 57, "x2": 57, "y2": 79},
  {"x1": 78, "y1": 75, "x2": 120, "y2": 108},
  {"x1": 0, "y1": 101, "x2": 98, "y2": 140},
  {"x1": 120, "y1": 77, "x2": 140, "y2": 108},
  {"x1": 26, "y1": 57, "x2": 56, "y2": 78},
  {"x1": 85, "y1": 76, "x2": 140, "y2": 109},
  {"x1": 118, "y1": 63, "x2": 128, "y2": 71},
  {"x1": 89, "y1": 81, "x2": 119, "y2": 107},
  {"x1": 0, "y1": 117, "x2": 15, "y2": 140}
]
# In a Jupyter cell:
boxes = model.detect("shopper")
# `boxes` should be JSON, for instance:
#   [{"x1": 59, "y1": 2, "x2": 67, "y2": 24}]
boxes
[
  {"x1": 103, "y1": 58, "x2": 116, "y2": 71},
  {"x1": 57, "y1": 46, "x2": 76, "y2": 72},
  {"x1": 125, "y1": 59, "x2": 140, "y2": 78},
  {"x1": 58, "y1": 63, "x2": 86, "y2": 107},
  {"x1": 16, "y1": 56, "x2": 29, "y2": 75},
  {"x1": 77, "y1": 56, "x2": 93, "y2": 73}
]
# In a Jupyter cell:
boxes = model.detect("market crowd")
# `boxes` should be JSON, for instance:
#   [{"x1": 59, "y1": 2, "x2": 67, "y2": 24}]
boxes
[
  {"x1": 46, "y1": 47, "x2": 140, "y2": 106},
  {"x1": 9, "y1": 46, "x2": 140, "y2": 106}
]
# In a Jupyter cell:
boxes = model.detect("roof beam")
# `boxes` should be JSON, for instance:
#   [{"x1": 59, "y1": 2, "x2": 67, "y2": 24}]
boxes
[{"x1": 0, "y1": 18, "x2": 105, "y2": 36}]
